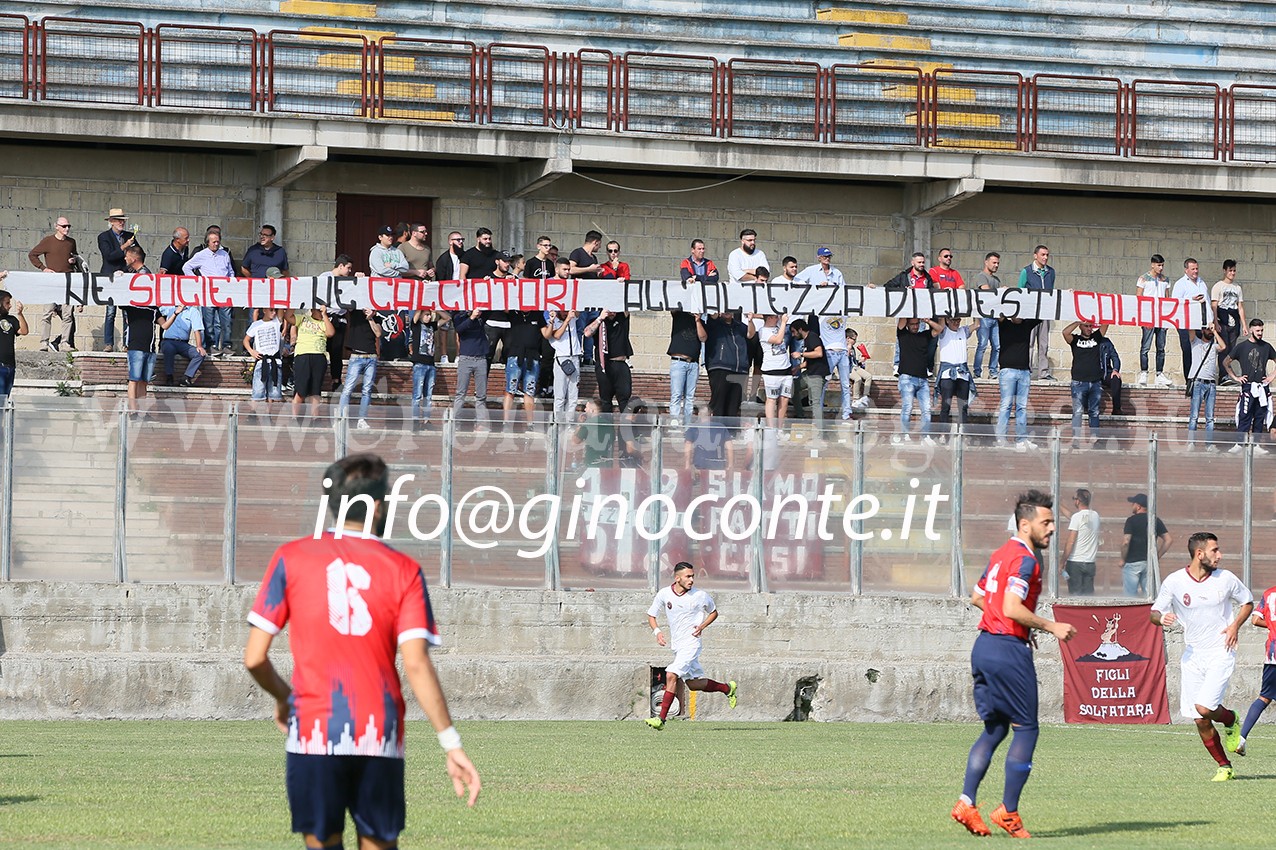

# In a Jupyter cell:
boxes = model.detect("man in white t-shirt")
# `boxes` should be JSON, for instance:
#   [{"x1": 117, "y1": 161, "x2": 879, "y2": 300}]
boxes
[
  {"x1": 645, "y1": 561, "x2": 737, "y2": 730},
  {"x1": 1171, "y1": 258, "x2": 1212, "y2": 383},
  {"x1": 1063, "y1": 489, "x2": 1100, "y2": 595},
  {"x1": 817, "y1": 313, "x2": 853, "y2": 421},
  {"x1": 244, "y1": 308, "x2": 285, "y2": 402},
  {"x1": 726, "y1": 228, "x2": 769, "y2": 286},
  {"x1": 1151, "y1": 532, "x2": 1254, "y2": 781},
  {"x1": 759, "y1": 313, "x2": 793, "y2": 429}
]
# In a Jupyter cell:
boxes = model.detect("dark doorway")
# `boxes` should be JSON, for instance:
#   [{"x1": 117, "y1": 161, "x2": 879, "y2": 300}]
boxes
[{"x1": 335, "y1": 194, "x2": 434, "y2": 274}]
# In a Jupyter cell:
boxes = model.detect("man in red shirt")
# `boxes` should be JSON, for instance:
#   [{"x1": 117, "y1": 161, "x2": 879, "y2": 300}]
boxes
[
  {"x1": 951, "y1": 489, "x2": 1076, "y2": 840},
  {"x1": 599, "y1": 240, "x2": 632, "y2": 281},
  {"x1": 244, "y1": 454, "x2": 480, "y2": 849},
  {"x1": 930, "y1": 248, "x2": 965, "y2": 289}
]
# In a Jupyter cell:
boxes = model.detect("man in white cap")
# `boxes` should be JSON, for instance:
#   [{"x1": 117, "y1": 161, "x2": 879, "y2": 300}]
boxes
[{"x1": 98, "y1": 208, "x2": 142, "y2": 352}]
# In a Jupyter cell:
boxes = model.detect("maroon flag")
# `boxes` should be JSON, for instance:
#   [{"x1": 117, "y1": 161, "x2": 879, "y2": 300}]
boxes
[{"x1": 1055, "y1": 603, "x2": 1170, "y2": 724}]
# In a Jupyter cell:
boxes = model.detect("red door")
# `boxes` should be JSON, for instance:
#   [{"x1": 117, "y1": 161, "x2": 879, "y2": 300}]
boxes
[{"x1": 335, "y1": 194, "x2": 434, "y2": 274}]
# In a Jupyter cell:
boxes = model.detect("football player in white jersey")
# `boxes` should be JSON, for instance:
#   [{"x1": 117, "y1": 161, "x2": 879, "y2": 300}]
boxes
[
  {"x1": 1151, "y1": 532, "x2": 1254, "y2": 781},
  {"x1": 645, "y1": 561, "x2": 738, "y2": 730}
]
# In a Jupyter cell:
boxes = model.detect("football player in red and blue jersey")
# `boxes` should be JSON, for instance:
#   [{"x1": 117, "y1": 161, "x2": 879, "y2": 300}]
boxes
[
  {"x1": 244, "y1": 454, "x2": 480, "y2": 850},
  {"x1": 951, "y1": 489, "x2": 1077, "y2": 840},
  {"x1": 1233, "y1": 582, "x2": 1276, "y2": 756}
]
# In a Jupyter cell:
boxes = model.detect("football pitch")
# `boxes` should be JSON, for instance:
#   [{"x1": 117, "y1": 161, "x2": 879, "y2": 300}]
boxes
[{"x1": 0, "y1": 719, "x2": 1266, "y2": 848}]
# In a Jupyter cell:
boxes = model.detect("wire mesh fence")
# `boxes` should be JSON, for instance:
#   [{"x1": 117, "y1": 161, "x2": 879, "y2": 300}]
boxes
[
  {"x1": 486, "y1": 44, "x2": 551, "y2": 127},
  {"x1": 829, "y1": 64, "x2": 924, "y2": 147},
  {"x1": 376, "y1": 37, "x2": 475, "y2": 123},
  {"x1": 0, "y1": 14, "x2": 28, "y2": 100},
  {"x1": 265, "y1": 29, "x2": 368, "y2": 117},
  {"x1": 1031, "y1": 74, "x2": 1123, "y2": 156},
  {"x1": 930, "y1": 69, "x2": 1023, "y2": 152},
  {"x1": 1228, "y1": 86, "x2": 1276, "y2": 163},
  {"x1": 622, "y1": 52, "x2": 718, "y2": 136},
  {"x1": 154, "y1": 25, "x2": 257, "y2": 111},
  {"x1": 40, "y1": 18, "x2": 145, "y2": 106},
  {"x1": 1129, "y1": 80, "x2": 1221, "y2": 160},
  {"x1": 726, "y1": 59, "x2": 822, "y2": 142}
]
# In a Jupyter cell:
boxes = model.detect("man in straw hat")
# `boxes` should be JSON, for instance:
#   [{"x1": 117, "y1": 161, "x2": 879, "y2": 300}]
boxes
[{"x1": 97, "y1": 208, "x2": 142, "y2": 352}]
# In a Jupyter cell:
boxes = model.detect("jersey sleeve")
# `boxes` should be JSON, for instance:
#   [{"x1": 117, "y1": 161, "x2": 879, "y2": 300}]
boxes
[
  {"x1": 1151, "y1": 577, "x2": 1175, "y2": 615},
  {"x1": 1229, "y1": 573, "x2": 1255, "y2": 607},
  {"x1": 396, "y1": 562, "x2": 440, "y2": 647},
  {"x1": 703, "y1": 593, "x2": 716, "y2": 615},
  {"x1": 1006, "y1": 554, "x2": 1036, "y2": 601},
  {"x1": 647, "y1": 592, "x2": 664, "y2": 619},
  {"x1": 248, "y1": 547, "x2": 290, "y2": 635}
]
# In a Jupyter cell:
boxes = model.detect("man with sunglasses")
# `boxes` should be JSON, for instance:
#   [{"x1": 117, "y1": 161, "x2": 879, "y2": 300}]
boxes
[{"x1": 28, "y1": 216, "x2": 81, "y2": 352}]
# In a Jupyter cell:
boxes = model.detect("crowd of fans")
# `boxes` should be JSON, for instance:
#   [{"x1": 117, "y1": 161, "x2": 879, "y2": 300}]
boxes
[{"x1": 2, "y1": 213, "x2": 1274, "y2": 460}]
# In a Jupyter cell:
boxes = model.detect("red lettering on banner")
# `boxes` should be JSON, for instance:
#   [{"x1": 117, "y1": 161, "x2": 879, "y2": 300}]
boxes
[
  {"x1": 390, "y1": 278, "x2": 416, "y2": 312},
  {"x1": 1072, "y1": 291, "x2": 1098, "y2": 324},
  {"x1": 1157, "y1": 298, "x2": 1185, "y2": 330},
  {"x1": 207, "y1": 278, "x2": 232, "y2": 308},
  {"x1": 365, "y1": 279, "x2": 392, "y2": 311},
  {"x1": 544, "y1": 278, "x2": 568, "y2": 311},
  {"x1": 269, "y1": 278, "x2": 292, "y2": 310},
  {"x1": 127, "y1": 273, "x2": 154, "y2": 306},
  {"x1": 437, "y1": 282, "x2": 461, "y2": 311},
  {"x1": 470, "y1": 279, "x2": 493, "y2": 310},
  {"x1": 176, "y1": 276, "x2": 201, "y2": 307},
  {"x1": 516, "y1": 278, "x2": 540, "y2": 311}
]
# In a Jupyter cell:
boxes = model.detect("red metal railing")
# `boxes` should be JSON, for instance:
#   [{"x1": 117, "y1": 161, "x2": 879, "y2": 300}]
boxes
[{"x1": 3, "y1": 14, "x2": 1268, "y2": 164}]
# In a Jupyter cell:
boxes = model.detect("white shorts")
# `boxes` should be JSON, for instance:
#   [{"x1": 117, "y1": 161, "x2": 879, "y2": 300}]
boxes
[
  {"x1": 1180, "y1": 648, "x2": 1236, "y2": 720},
  {"x1": 667, "y1": 645, "x2": 705, "y2": 680},
  {"x1": 764, "y1": 375, "x2": 793, "y2": 399}
]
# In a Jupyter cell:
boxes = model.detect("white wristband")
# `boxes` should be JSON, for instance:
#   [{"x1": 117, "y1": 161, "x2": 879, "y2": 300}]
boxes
[
  {"x1": 437, "y1": 726, "x2": 462, "y2": 752},
  {"x1": 652, "y1": 628, "x2": 662, "y2": 636}
]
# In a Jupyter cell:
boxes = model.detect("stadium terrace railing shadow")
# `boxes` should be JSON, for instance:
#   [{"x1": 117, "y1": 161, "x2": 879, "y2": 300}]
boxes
[
  {"x1": 0, "y1": 397, "x2": 1269, "y2": 596},
  {"x1": 3, "y1": 14, "x2": 1276, "y2": 162}
]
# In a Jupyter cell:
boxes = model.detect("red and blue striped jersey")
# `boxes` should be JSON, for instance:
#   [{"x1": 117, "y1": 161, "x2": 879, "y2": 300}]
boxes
[{"x1": 975, "y1": 537, "x2": 1041, "y2": 641}]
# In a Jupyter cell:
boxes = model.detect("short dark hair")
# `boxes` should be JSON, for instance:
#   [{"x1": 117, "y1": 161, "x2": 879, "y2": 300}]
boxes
[
  {"x1": 846, "y1": 327, "x2": 858, "y2": 338},
  {"x1": 334, "y1": 253, "x2": 354, "y2": 266},
  {"x1": 476, "y1": 227, "x2": 493, "y2": 238},
  {"x1": 0, "y1": 290, "x2": 11, "y2": 303},
  {"x1": 585, "y1": 229, "x2": 603, "y2": 243},
  {"x1": 739, "y1": 228, "x2": 757, "y2": 239},
  {"x1": 1014, "y1": 489, "x2": 1054, "y2": 525},
  {"x1": 782, "y1": 256, "x2": 798, "y2": 266},
  {"x1": 1251, "y1": 318, "x2": 1264, "y2": 328},
  {"x1": 1150, "y1": 254, "x2": 1165, "y2": 264},
  {"x1": 1184, "y1": 257, "x2": 1198, "y2": 267},
  {"x1": 691, "y1": 239, "x2": 705, "y2": 250},
  {"x1": 755, "y1": 266, "x2": 770, "y2": 279},
  {"x1": 985, "y1": 251, "x2": 1000, "y2": 261},
  {"x1": 789, "y1": 318, "x2": 808, "y2": 334},
  {"x1": 260, "y1": 224, "x2": 277, "y2": 237},
  {"x1": 673, "y1": 561, "x2": 695, "y2": 575},
  {"x1": 1075, "y1": 488, "x2": 1091, "y2": 507},
  {"x1": 912, "y1": 252, "x2": 925, "y2": 260},
  {"x1": 1223, "y1": 259, "x2": 1237, "y2": 271},
  {"x1": 324, "y1": 454, "x2": 389, "y2": 525},
  {"x1": 1187, "y1": 531, "x2": 1217, "y2": 557},
  {"x1": 1033, "y1": 244, "x2": 1048, "y2": 254}
]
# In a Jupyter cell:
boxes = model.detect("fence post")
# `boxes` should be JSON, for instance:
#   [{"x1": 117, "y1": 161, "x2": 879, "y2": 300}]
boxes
[
  {"x1": 850, "y1": 425, "x2": 865, "y2": 595},
  {"x1": 1047, "y1": 426, "x2": 1062, "y2": 598},
  {"x1": 439, "y1": 409, "x2": 454, "y2": 589},
  {"x1": 115, "y1": 406, "x2": 129, "y2": 583},
  {"x1": 0, "y1": 400, "x2": 14, "y2": 581},
  {"x1": 543, "y1": 419, "x2": 561, "y2": 591},
  {"x1": 950, "y1": 427, "x2": 964, "y2": 597},
  {"x1": 646, "y1": 420, "x2": 664, "y2": 593},
  {"x1": 335, "y1": 406, "x2": 348, "y2": 459},
  {"x1": 223, "y1": 405, "x2": 238, "y2": 584},
  {"x1": 751, "y1": 423, "x2": 766, "y2": 594},
  {"x1": 1243, "y1": 437, "x2": 1253, "y2": 587},
  {"x1": 1146, "y1": 432, "x2": 1159, "y2": 598}
]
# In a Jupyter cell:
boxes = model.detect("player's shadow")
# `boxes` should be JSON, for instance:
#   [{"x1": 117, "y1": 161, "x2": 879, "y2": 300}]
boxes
[
  {"x1": 1233, "y1": 774, "x2": 1276, "y2": 780},
  {"x1": 0, "y1": 795, "x2": 40, "y2": 806},
  {"x1": 1042, "y1": 820, "x2": 1209, "y2": 838}
]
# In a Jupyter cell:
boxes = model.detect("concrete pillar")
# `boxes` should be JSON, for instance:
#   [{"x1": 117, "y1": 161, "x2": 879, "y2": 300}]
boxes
[
  {"x1": 910, "y1": 215, "x2": 932, "y2": 260},
  {"x1": 501, "y1": 196, "x2": 528, "y2": 255},
  {"x1": 259, "y1": 186, "x2": 284, "y2": 238}
]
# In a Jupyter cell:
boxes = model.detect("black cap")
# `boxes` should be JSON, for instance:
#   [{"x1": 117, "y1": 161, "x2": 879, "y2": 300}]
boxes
[
  {"x1": 377, "y1": 225, "x2": 394, "y2": 237},
  {"x1": 495, "y1": 251, "x2": 511, "y2": 262},
  {"x1": 1128, "y1": 493, "x2": 1148, "y2": 508}
]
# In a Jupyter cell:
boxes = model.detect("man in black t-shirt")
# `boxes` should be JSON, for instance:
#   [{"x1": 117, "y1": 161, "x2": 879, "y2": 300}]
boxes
[
  {"x1": 585, "y1": 309, "x2": 633, "y2": 413},
  {"x1": 410, "y1": 309, "x2": 444, "y2": 425},
  {"x1": 895, "y1": 317, "x2": 941, "y2": 445},
  {"x1": 502, "y1": 308, "x2": 548, "y2": 423},
  {"x1": 995, "y1": 317, "x2": 1042, "y2": 449},
  {"x1": 570, "y1": 230, "x2": 603, "y2": 364},
  {"x1": 1062, "y1": 320, "x2": 1110, "y2": 444},
  {"x1": 1120, "y1": 493, "x2": 1172, "y2": 597},
  {"x1": 457, "y1": 227, "x2": 499, "y2": 280},
  {"x1": 523, "y1": 236, "x2": 554, "y2": 281},
  {"x1": 791, "y1": 318, "x2": 829, "y2": 424},
  {"x1": 337, "y1": 309, "x2": 383, "y2": 430},
  {"x1": 668, "y1": 310, "x2": 706, "y2": 425},
  {"x1": 1224, "y1": 318, "x2": 1276, "y2": 450},
  {"x1": 0, "y1": 289, "x2": 29, "y2": 402},
  {"x1": 121, "y1": 244, "x2": 167, "y2": 404}
]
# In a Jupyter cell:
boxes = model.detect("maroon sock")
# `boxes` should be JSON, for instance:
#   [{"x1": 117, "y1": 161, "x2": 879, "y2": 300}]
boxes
[
  {"x1": 1217, "y1": 706, "x2": 1237, "y2": 727},
  {"x1": 704, "y1": 680, "x2": 730, "y2": 694},
  {"x1": 659, "y1": 689, "x2": 676, "y2": 721},
  {"x1": 1204, "y1": 731, "x2": 1231, "y2": 767}
]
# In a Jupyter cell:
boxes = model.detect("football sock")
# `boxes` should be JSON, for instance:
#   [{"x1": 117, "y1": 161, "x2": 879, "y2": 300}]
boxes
[
  {"x1": 1204, "y1": 731, "x2": 1230, "y2": 767},
  {"x1": 1002, "y1": 725, "x2": 1039, "y2": 813},
  {"x1": 1217, "y1": 706, "x2": 1237, "y2": 727},
  {"x1": 659, "y1": 689, "x2": 676, "y2": 721},
  {"x1": 704, "y1": 681, "x2": 730, "y2": 694},
  {"x1": 1241, "y1": 697, "x2": 1269, "y2": 738},
  {"x1": 961, "y1": 717, "x2": 1010, "y2": 805}
]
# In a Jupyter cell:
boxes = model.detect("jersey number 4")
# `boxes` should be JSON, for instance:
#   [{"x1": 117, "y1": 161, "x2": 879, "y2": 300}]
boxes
[{"x1": 327, "y1": 559, "x2": 372, "y2": 636}]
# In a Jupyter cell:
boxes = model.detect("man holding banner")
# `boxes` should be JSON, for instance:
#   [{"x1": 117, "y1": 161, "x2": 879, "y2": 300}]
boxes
[
  {"x1": 951, "y1": 490, "x2": 1076, "y2": 839},
  {"x1": 1151, "y1": 532, "x2": 1253, "y2": 781}
]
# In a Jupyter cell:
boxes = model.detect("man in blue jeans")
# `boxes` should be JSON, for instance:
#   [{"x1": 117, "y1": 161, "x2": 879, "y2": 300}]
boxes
[
  {"x1": 973, "y1": 252, "x2": 1002, "y2": 379},
  {"x1": 1062, "y1": 320, "x2": 1109, "y2": 447},
  {"x1": 338, "y1": 308, "x2": 382, "y2": 430},
  {"x1": 995, "y1": 316, "x2": 1041, "y2": 450},
  {"x1": 1121, "y1": 493, "x2": 1171, "y2": 597},
  {"x1": 159, "y1": 304, "x2": 206, "y2": 387},
  {"x1": 1187, "y1": 326, "x2": 1228, "y2": 449},
  {"x1": 894, "y1": 317, "x2": 941, "y2": 445}
]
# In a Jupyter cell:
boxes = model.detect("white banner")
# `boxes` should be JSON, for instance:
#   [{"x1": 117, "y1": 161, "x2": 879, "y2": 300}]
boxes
[{"x1": 0, "y1": 272, "x2": 1209, "y2": 328}]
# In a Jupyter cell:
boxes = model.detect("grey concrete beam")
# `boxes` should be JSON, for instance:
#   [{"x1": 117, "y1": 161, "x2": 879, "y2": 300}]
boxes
[
  {"x1": 260, "y1": 145, "x2": 329, "y2": 188},
  {"x1": 501, "y1": 149, "x2": 573, "y2": 199},
  {"x1": 8, "y1": 102, "x2": 1276, "y2": 200},
  {"x1": 905, "y1": 177, "x2": 985, "y2": 218}
]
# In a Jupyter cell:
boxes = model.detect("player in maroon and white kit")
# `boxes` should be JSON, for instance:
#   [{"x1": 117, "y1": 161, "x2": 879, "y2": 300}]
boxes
[
  {"x1": 951, "y1": 489, "x2": 1076, "y2": 840},
  {"x1": 1236, "y1": 582, "x2": 1276, "y2": 755},
  {"x1": 245, "y1": 454, "x2": 480, "y2": 849}
]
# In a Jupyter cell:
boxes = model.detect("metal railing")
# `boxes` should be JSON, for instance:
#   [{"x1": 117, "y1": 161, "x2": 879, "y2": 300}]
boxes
[
  {"x1": 5, "y1": 14, "x2": 1276, "y2": 162},
  {"x1": 1, "y1": 396, "x2": 1270, "y2": 599}
]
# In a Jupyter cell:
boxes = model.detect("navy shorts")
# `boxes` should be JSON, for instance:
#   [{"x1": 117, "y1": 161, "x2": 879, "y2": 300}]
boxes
[
  {"x1": 285, "y1": 753, "x2": 405, "y2": 842},
  {"x1": 1262, "y1": 664, "x2": 1276, "y2": 701},
  {"x1": 971, "y1": 631, "x2": 1039, "y2": 727}
]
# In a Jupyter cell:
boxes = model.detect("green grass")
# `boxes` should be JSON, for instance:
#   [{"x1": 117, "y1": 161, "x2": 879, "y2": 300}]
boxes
[{"x1": 0, "y1": 720, "x2": 1268, "y2": 848}]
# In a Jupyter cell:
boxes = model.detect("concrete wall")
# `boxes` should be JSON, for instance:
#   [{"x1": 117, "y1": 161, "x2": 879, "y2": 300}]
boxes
[
  {"x1": 0, "y1": 582, "x2": 1253, "y2": 724},
  {"x1": 4, "y1": 143, "x2": 1274, "y2": 380}
]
